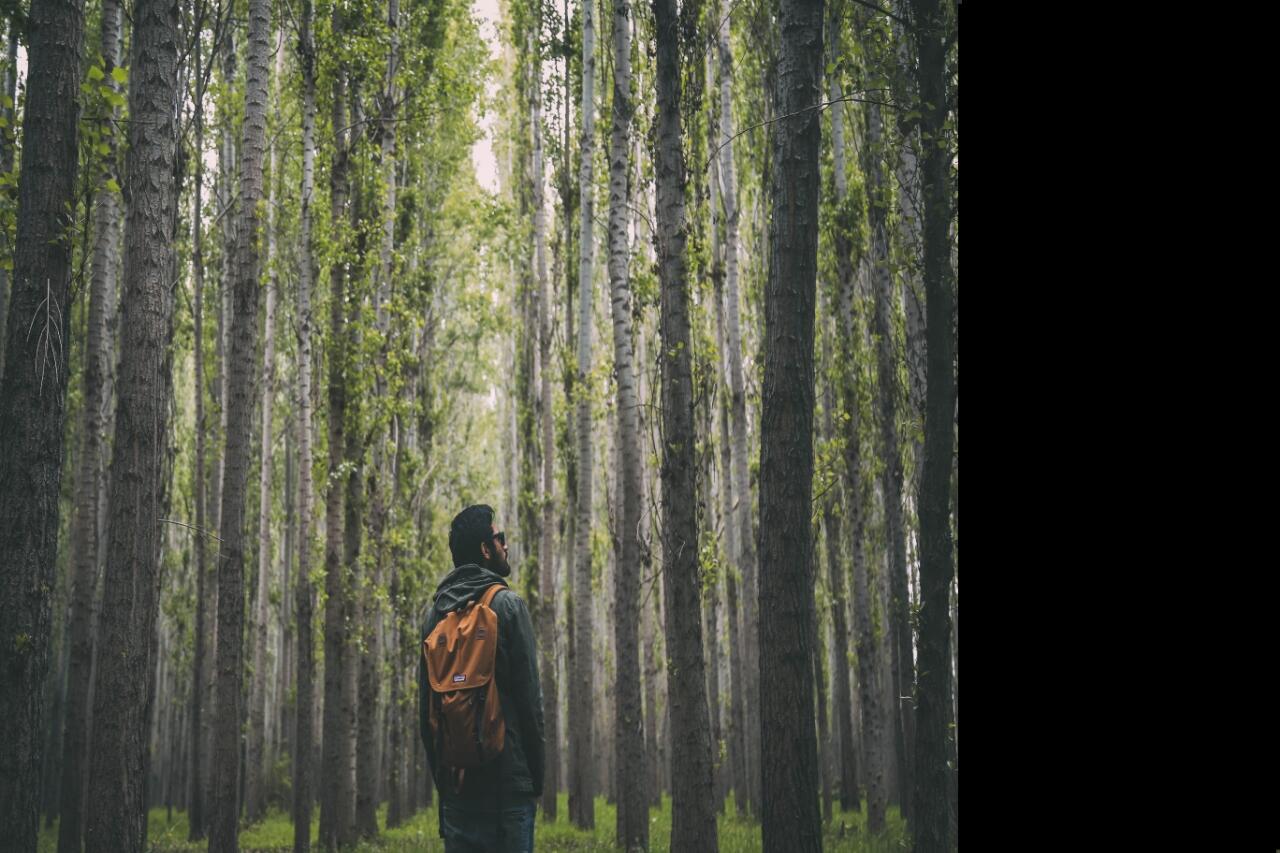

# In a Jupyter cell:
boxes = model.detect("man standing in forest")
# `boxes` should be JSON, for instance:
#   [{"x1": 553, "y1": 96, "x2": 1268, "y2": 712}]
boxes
[{"x1": 420, "y1": 504, "x2": 545, "y2": 852}]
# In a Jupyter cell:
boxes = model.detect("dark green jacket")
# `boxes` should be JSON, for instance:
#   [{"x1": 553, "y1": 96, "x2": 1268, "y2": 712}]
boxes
[{"x1": 419, "y1": 564, "x2": 545, "y2": 803}]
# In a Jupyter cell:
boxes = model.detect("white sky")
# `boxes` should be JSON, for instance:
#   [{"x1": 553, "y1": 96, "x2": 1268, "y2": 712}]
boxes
[{"x1": 471, "y1": 0, "x2": 503, "y2": 194}]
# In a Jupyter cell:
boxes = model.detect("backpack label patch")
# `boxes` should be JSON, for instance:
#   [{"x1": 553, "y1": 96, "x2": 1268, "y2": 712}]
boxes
[{"x1": 453, "y1": 674, "x2": 467, "y2": 683}]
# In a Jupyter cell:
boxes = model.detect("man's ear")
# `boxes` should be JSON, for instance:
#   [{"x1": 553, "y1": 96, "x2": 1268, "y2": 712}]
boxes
[{"x1": 479, "y1": 541, "x2": 491, "y2": 561}]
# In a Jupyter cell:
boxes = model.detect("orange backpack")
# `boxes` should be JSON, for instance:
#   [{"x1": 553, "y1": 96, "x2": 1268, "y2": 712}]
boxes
[{"x1": 423, "y1": 583, "x2": 507, "y2": 785}]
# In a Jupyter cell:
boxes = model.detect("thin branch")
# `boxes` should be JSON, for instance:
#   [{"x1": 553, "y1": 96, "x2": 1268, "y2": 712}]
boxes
[
  {"x1": 703, "y1": 90, "x2": 897, "y2": 173},
  {"x1": 849, "y1": 0, "x2": 911, "y2": 28},
  {"x1": 161, "y1": 517, "x2": 225, "y2": 542}
]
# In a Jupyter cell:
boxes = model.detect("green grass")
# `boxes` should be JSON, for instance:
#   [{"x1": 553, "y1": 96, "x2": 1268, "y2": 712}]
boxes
[{"x1": 38, "y1": 795, "x2": 908, "y2": 851}]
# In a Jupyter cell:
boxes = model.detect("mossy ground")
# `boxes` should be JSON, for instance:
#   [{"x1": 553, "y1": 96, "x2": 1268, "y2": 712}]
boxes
[{"x1": 39, "y1": 794, "x2": 908, "y2": 851}]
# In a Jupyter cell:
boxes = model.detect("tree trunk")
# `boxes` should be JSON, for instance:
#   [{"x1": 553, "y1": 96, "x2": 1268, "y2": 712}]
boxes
[
  {"x1": 712, "y1": 246, "x2": 747, "y2": 821},
  {"x1": 823, "y1": 6, "x2": 863, "y2": 816},
  {"x1": 909, "y1": 0, "x2": 957, "y2": 848},
  {"x1": 58, "y1": 1, "x2": 122, "y2": 848},
  {"x1": 606, "y1": 0, "x2": 645, "y2": 840},
  {"x1": 81, "y1": 0, "x2": 179, "y2": 846},
  {"x1": 757, "y1": 0, "x2": 823, "y2": 848},
  {"x1": 531, "y1": 15, "x2": 561, "y2": 817},
  {"x1": 189, "y1": 5, "x2": 212, "y2": 838},
  {"x1": 293, "y1": 2, "x2": 318, "y2": 849},
  {"x1": 246, "y1": 27, "x2": 285, "y2": 819},
  {"x1": 653, "y1": 0, "x2": 718, "y2": 846},
  {"x1": 210, "y1": 0, "x2": 271, "y2": 843},
  {"x1": 860, "y1": 32, "x2": 916, "y2": 816},
  {"x1": 319, "y1": 13, "x2": 357, "y2": 844},
  {"x1": 569, "y1": 0, "x2": 597, "y2": 826},
  {"x1": 0, "y1": 0, "x2": 86, "y2": 846},
  {"x1": 714, "y1": 0, "x2": 762, "y2": 816}
]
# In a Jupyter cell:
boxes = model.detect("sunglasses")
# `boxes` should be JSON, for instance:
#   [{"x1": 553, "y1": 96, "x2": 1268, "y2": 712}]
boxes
[{"x1": 491, "y1": 530, "x2": 507, "y2": 548}]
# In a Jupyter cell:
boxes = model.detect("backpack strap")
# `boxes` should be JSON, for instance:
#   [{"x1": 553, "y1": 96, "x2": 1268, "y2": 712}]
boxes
[{"x1": 479, "y1": 582, "x2": 504, "y2": 610}]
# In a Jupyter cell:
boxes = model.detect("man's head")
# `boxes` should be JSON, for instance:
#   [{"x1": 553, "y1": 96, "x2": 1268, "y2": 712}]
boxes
[{"x1": 448, "y1": 504, "x2": 510, "y2": 576}]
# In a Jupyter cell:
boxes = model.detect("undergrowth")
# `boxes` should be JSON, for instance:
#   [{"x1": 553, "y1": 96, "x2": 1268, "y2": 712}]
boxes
[{"x1": 38, "y1": 793, "x2": 908, "y2": 851}]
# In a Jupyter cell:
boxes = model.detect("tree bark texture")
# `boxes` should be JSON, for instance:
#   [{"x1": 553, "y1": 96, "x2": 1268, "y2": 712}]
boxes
[
  {"x1": 653, "y1": 0, "x2": 719, "y2": 846},
  {"x1": 714, "y1": 0, "x2": 762, "y2": 814},
  {"x1": 58, "y1": 2, "x2": 122, "y2": 848},
  {"x1": 570, "y1": 0, "x2": 597, "y2": 827},
  {"x1": 862, "y1": 50, "x2": 915, "y2": 816},
  {"x1": 0, "y1": 0, "x2": 85, "y2": 847},
  {"x1": 909, "y1": 0, "x2": 957, "y2": 848},
  {"x1": 606, "y1": 0, "x2": 646, "y2": 842},
  {"x1": 81, "y1": 0, "x2": 180, "y2": 847},
  {"x1": 320, "y1": 24, "x2": 358, "y2": 845},
  {"x1": 210, "y1": 0, "x2": 270, "y2": 844},
  {"x1": 758, "y1": 0, "x2": 823, "y2": 848},
  {"x1": 189, "y1": 9, "x2": 212, "y2": 838},
  {"x1": 293, "y1": 0, "x2": 319, "y2": 847},
  {"x1": 247, "y1": 44, "x2": 282, "y2": 814},
  {"x1": 531, "y1": 22, "x2": 561, "y2": 817}
]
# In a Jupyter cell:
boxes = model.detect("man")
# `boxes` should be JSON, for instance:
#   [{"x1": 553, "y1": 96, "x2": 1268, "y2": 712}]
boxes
[{"x1": 420, "y1": 504, "x2": 545, "y2": 852}]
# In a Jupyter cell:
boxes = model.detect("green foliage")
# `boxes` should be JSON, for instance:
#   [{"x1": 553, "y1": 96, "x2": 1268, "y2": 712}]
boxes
[{"x1": 41, "y1": 795, "x2": 908, "y2": 851}]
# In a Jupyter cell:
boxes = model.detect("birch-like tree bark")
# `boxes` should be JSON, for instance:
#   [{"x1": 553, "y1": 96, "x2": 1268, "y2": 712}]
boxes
[
  {"x1": 292, "y1": 1, "x2": 319, "y2": 847},
  {"x1": 0, "y1": 0, "x2": 86, "y2": 846},
  {"x1": 82, "y1": 0, "x2": 180, "y2": 845},
  {"x1": 606, "y1": 0, "x2": 645, "y2": 841},
  {"x1": 714, "y1": 0, "x2": 763, "y2": 815},
  {"x1": 189, "y1": 8, "x2": 212, "y2": 837},
  {"x1": 758, "y1": 0, "x2": 823, "y2": 848},
  {"x1": 569, "y1": 0, "x2": 597, "y2": 827},
  {"x1": 210, "y1": 0, "x2": 270, "y2": 843},
  {"x1": 58, "y1": 2, "x2": 122, "y2": 848},
  {"x1": 531, "y1": 8, "x2": 562, "y2": 816},
  {"x1": 246, "y1": 26, "x2": 285, "y2": 822}
]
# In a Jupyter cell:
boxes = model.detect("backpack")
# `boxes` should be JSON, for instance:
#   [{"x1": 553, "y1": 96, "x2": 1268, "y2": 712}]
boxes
[{"x1": 423, "y1": 583, "x2": 507, "y2": 789}]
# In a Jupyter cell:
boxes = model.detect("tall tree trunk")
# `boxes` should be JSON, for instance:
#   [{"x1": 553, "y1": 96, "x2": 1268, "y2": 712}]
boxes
[
  {"x1": 653, "y1": 0, "x2": 718, "y2": 846},
  {"x1": 320, "y1": 10, "x2": 358, "y2": 842},
  {"x1": 81, "y1": 0, "x2": 180, "y2": 845},
  {"x1": 712, "y1": 248, "x2": 747, "y2": 820},
  {"x1": 246, "y1": 26, "x2": 285, "y2": 821},
  {"x1": 569, "y1": 0, "x2": 597, "y2": 826},
  {"x1": 211, "y1": 0, "x2": 271, "y2": 843},
  {"x1": 821, "y1": 392, "x2": 859, "y2": 814},
  {"x1": 606, "y1": 0, "x2": 645, "y2": 840},
  {"x1": 59, "y1": 1, "x2": 122, "y2": 848},
  {"x1": 909, "y1": 0, "x2": 956, "y2": 848},
  {"x1": 714, "y1": 0, "x2": 761, "y2": 816},
  {"x1": 758, "y1": 0, "x2": 823, "y2": 848},
  {"x1": 860, "y1": 27, "x2": 916, "y2": 815},
  {"x1": 355, "y1": 0, "x2": 399, "y2": 837},
  {"x1": 211, "y1": 25, "x2": 238, "y2": 543},
  {"x1": 0, "y1": 0, "x2": 86, "y2": 846},
  {"x1": 531, "y1": 14, "x2": 561, "y2": 818},
  {"x1": 189, "y1": 3, "x2": 213, "y2": 837},
  {"x1": 823, "y1": 28, "x2": 862, "y2": 814},
  {"x1": 293, "y1": 1, "x2": 319, "y2": 848}
]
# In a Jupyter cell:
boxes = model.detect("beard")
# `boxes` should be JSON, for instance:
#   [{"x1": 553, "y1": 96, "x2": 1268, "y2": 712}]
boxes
[{"x1": 484, "y1": 551, "x2": 511, "y2": 577}]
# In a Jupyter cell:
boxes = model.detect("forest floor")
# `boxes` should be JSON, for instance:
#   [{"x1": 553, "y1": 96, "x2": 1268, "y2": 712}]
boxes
[{"x1": 38, "y1": 794, "x2": 908, "y2": 851}]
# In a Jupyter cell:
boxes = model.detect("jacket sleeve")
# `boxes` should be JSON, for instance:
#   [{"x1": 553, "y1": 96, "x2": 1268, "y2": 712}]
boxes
[{"x1": 504, "y1": 592, "x2": 545, "y2": 797}]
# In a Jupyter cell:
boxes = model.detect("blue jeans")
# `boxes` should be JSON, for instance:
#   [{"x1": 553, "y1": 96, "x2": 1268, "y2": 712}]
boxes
[{"x1": 441, "y1": 796, "x2": 537, "y2": 853}]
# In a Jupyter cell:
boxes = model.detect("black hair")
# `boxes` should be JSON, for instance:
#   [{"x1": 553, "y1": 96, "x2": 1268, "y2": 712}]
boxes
[{"x1": 449, "y1": 504, "x2": 496, "y2": 567}]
